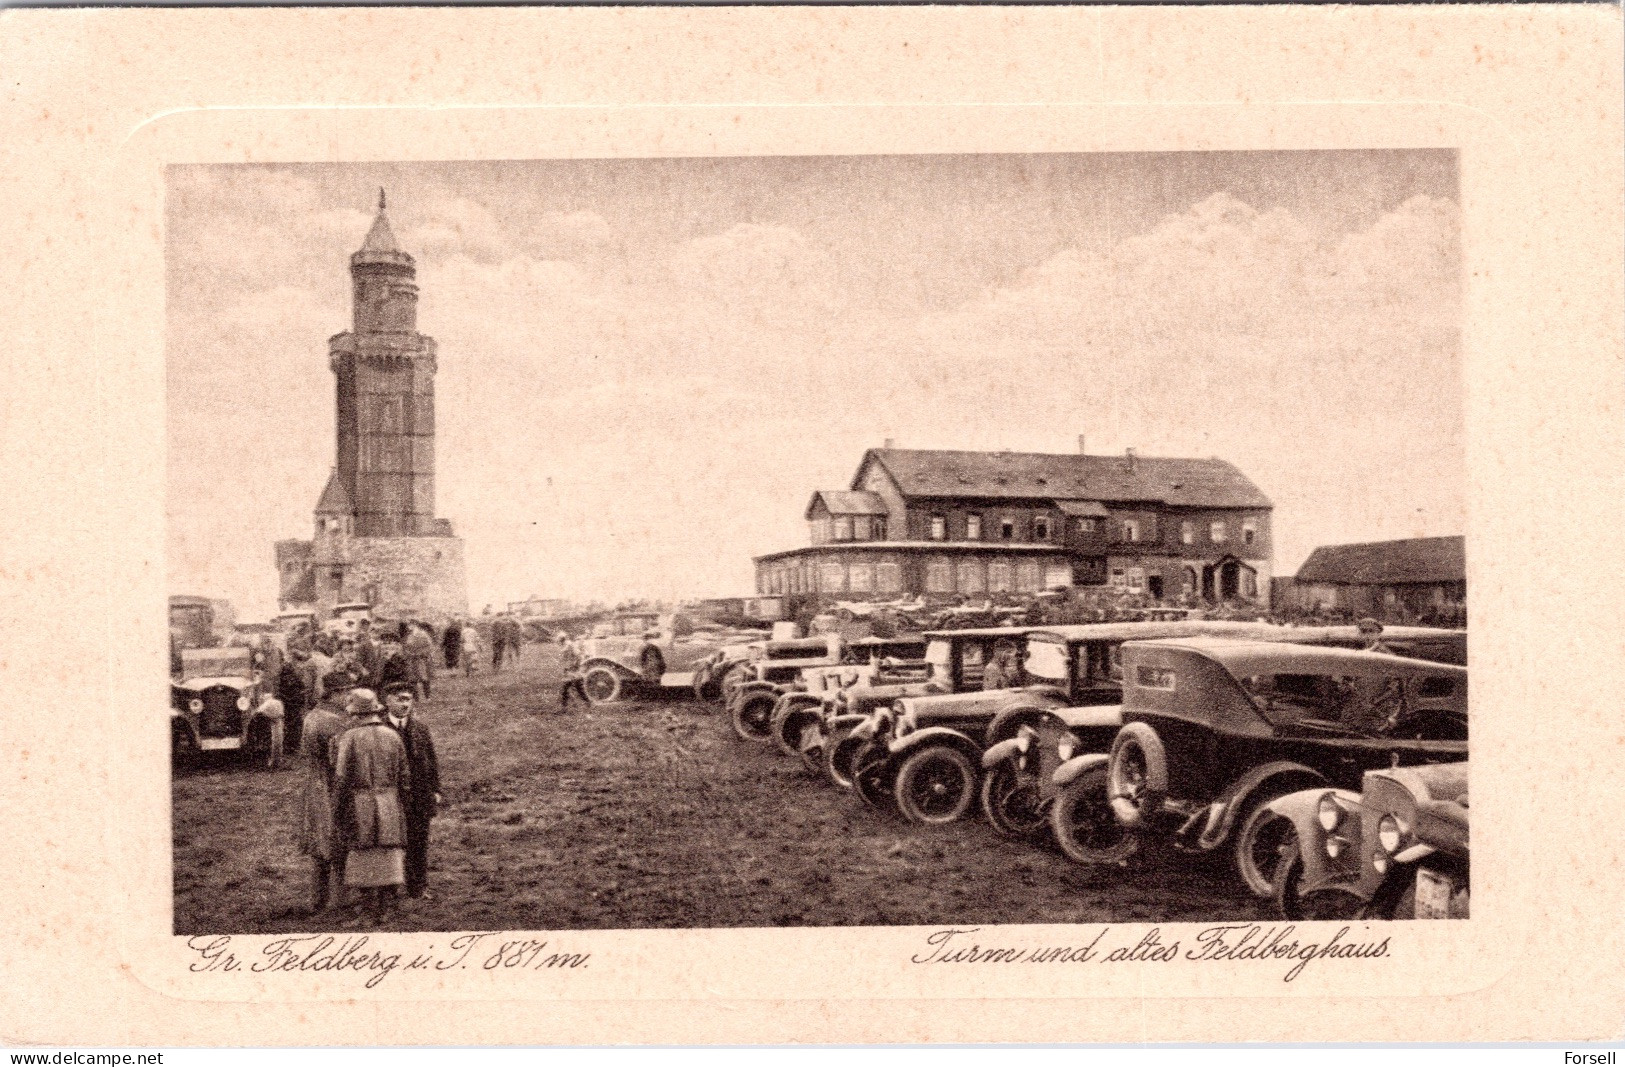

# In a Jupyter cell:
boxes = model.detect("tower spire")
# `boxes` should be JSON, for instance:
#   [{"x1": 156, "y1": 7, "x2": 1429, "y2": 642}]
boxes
[{"x1": 379, "y1": 187, "x2": 386, "y2": 210}]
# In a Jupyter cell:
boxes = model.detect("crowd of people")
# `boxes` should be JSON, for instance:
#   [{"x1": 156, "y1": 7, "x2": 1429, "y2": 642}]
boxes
[{"x1": 298, "y1": 676, "x2": 441, "y2": 920}]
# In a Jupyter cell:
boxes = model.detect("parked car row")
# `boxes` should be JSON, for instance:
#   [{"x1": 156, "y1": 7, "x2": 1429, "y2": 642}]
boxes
[{"x1": 698, "y1": 618, "x2": 1469, "y2": 920}]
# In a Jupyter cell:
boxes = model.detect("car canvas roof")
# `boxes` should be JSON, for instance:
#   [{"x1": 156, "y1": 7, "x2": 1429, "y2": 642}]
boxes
[
  {"x1": 1024, "y1": 620, "x2": 1335, "y2": 644},
  {"x1": 922, "y1": 625, "x2": 1046, "y2": 640},
  {"x1": 1127, "y1": 637, "x2": 1469, "y2": 679}
]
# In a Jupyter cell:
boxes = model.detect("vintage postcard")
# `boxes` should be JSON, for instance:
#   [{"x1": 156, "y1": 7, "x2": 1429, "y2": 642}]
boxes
[{"x1": 2, "y1": 3, "x2": 1622, "y2": 1047}]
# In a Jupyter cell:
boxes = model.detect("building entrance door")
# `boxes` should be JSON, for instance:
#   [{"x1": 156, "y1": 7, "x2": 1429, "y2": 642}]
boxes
[{"x1": 1147, "y1": 576, "x2": 1164, "y2": 600}]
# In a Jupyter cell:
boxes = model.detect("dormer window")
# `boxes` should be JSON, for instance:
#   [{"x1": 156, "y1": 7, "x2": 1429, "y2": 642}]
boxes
[
  {"x1": 1033, "y1": 516, "x2": 1050, "y2": 541},
  {"x1": 833, "y1": 517, "x2": 854, "y2": 542},
  {"x1": 1123, "y1": 520, "x2": 1140, "y2": 543},
  {"x1": 1000, "y1": 517, "x2": 1016, "y2": 540},
  {"x1": 966, "y1": 514, "x2": 982, "y2": 540},
  {"x1": 1211, "y1": 521, "x2": 1228, "y2": 543},
  {"x1": 1181, "y1": 521, "x2": 1195, "y2": 545},
  {"x1": 929, "y1": 515, "x2": 946, "y2": 541},
  {"x1": 1243, "y1": 521, "x2": 1257, "y2": 545}
]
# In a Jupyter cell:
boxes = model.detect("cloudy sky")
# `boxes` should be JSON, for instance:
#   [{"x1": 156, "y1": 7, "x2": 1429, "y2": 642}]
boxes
[{"x1": 167, "y1": 151, "x2": 1461, "y2": 617}]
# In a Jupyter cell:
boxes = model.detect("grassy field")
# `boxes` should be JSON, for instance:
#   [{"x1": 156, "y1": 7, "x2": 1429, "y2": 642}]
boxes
[{"x1": 172, "y1": 645, "x2": 1264, "y2": 933}]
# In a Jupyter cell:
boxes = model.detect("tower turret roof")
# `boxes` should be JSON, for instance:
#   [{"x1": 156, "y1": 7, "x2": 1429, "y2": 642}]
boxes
[
  {"x1": 351, "y1": 189, "x2": 414, "y2": 268},
  {"x1": 315, "y1": 469, "x2": 354, "y2": 516}
]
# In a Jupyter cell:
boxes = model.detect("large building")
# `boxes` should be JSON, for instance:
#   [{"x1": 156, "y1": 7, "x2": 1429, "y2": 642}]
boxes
[
  {"x1": 753, "y1": 445, "x2": 1273, "y2": 607},
  {"x1": 1284, "y1": 535, "x2": 1465, "y2": 621},
  {"x1": 276, "y1": 192, "x2": 469, "y2": 623}
]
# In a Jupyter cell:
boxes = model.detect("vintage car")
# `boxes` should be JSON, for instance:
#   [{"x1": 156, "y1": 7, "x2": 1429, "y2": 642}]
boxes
[
  {"x1": 1266, "y1": 761, "x2": 1469, "y2": 920},
  {"x1": 693, "y1": 632, "x2": 831, "y2": 704},
  {"x1": 1089, "y1": 638, "x2": 1467, "y2": 897},
  {"x1": 579, "y1": 612, "x2": 732, "y2": 705},
  {"x1": 764, "y1": 637, "x2": 931, "y2": 765},
  {"x1": 810, "y1": 625, "x2": 1045, "y2": 792},
  {"x1": 170, "y1": 646, "x2": 276, "y2": 762},
  {"x1": 323, "y1": 602, "x2": 375, "y2": 637},
  {"x1": 725, "y1": 634, "x2": 855, "y2": 741},
  {"x1": 995, "y1": 623, "x2": 1465, "y2": 860},
  {"x1": 169, "y1": 594, "x2": 232, "y2": 652},
  {"x1": 849, "y1": 621, "x2": 1336, "y2": 832}
]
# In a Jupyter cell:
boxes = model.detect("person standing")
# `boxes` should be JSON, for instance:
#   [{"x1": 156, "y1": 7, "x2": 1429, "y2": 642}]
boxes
[
  {"x1": 374, "y1": 628, "x2": 412, "y2": 691},
  {"x1": 355, "y1": 620, "x2": 381, "y2": 686},
  {"x1": 461, "y1": 623, "x2": 481, "y2": 678},
  {"x1": 403, "y1": 622, "x2": 436, "y2": 700},
  {"x1": 489, "y1": 617, "x2": 507, "y2": 673},
  {"x1": 441, "y1": 618, "x2": 462, "y2": 672},
  {"x1": 381, "y1": 682, "x2": 441, "y2": 900},
  {"x1": 255, "y1": 690, "x2": 287, "y2": 770},
  {"x1": 298, "y1": 673, "x2": 352, "y2": 914},
  {"x1": 331, "y1": 688, "x2": 410, "y2": 921},
  {"x1": 557, "y1": 634, "x2": 587, "y2": 709}
]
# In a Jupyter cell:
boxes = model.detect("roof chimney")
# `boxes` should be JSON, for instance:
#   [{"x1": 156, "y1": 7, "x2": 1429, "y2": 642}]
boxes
[
  {"x1": 1124, "y1": 447, "x2": 1137, "y2": 472},
  {"x1": 883, "y1": 438, "x2": 896, "y2": 449},
  {"x1": 1077, "y1": 434, "x2": 1087, "y2": 455}
]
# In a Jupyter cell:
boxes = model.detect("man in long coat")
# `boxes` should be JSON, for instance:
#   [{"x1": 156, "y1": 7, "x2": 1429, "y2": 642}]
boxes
[
  {"x1": 331, "y1": 688, "x2": 411, "y2": 920},
  {"x1": 403, "y1": 622, "x2": 436, "y2": 700},
  {"x1": 298, "y1": 674, "x2": 353, "y2": 914},
  {"x1": 380, "y1": 681, "x2": 442, "y2": 900}
]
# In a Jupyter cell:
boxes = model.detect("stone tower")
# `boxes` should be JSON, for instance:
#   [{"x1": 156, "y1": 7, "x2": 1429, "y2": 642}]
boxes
[
  {"x1": 330, "y1": 189, "x2": 439, "y2": 538},
  {"x1": 277, "y1": 192, "x2": 468, "y2": 624}
]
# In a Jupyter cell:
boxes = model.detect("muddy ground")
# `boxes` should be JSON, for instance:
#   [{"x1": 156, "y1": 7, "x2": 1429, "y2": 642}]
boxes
[{"x1": 172, "y1": 646, "x2": 1265, "y2": 933}]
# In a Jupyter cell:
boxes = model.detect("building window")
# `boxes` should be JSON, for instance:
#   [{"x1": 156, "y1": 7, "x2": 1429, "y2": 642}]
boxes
[
  {"x1": 1110, "y1": 567, "x2": 1127, "y2": 589},
  {"x1": 1242, "y1": 521, "x2": 1257, "y2": 545},
  {"x1": 877, "y1": 562, "x2": 902, "y2": 593},
  {"x1": 957, "y1": 561, "x2": 986, "y2": 594},
  {"x1": 325, "y1": 517, "x2": 342, "y2": 532},
  {"x1": 1034, "y1": 516, "x2": 1050, "y2": 541},
  {"x1": 1241, "y1": 570, "x2": 1257, "y2": 597},
  {"x1": 1074, "y1": 517, "x2": 1097, "y2": 535},
  {"x1": 874, "y1": 518, "x2": 887, "y2": 541},
  {"x1": 1127, "y1": 567, "x2": 1146, "y2": 593},
  {"x1": 819, "y1": 563, "x2": 846, "y2": 593},
  {"x1": 1016, "y1": 562, "x2": 1041, "y2": 593},
  {"x1": 1123, "y1": 520, "x2": 1140, "y2": 543},
  {"x1": 966, "y1": 514, "x2": 982, "y2": 540},
  {"x1": 1044, "y1": 565, "x2": 1072, "y2": 590},
  {"x1": 833, "y1": 516, "x2": 853, "y2": 542},
  {"x1": 1211, "y1": 522, "x2": 1228, "y2": 543},
  {"x1": 1000, "y1": 517, "x2": 1016, "y2": 540},
  {"x1": 988, "y1": 562, "x2": 1012, "y2": 592},
  {"x1": 925, "y1": 562, "x2": 953, "y2": 593},
  {"x1": 929, "y1": 515, "x2": 946, "y2": 541},
  {"x1": 849, "y1": 564, "x2": 874, "y2": 593},
  {"x1": 854, "y1": 516, "x2": 871, "y2": 540},
  {"x1": 1181, "y1": 521, "x2": 1195, "y2": 545}
]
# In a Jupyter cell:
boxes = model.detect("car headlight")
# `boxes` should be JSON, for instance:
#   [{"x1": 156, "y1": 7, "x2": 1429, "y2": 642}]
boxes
[
  {"x1": 1325, "y1": 835, "x2": 1344, "y2": 859},
  {"x1": 1378, "y1": 814, "x2": 1402, "y2": 854},
  {"x1": 1317, "y1": 793, "x2": 1343, "y2": 832},
  {"x1": 237, "y1": 696, "x2": 250, "y2": 711},
  {"x1": 188, "y1": 698, "x2": 203, "y2": 713},
  {"x1": 1056, "y1": 737, "x2": 1077, "y2": 762},
  {"x1": 1371, "y1": 850, "x2": 1389, "y2": 875}
]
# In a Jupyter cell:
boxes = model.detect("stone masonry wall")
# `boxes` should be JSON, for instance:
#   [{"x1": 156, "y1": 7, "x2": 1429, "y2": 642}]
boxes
[{"x1": 344, "y1": 535, "x2": 468, "y2": 623}]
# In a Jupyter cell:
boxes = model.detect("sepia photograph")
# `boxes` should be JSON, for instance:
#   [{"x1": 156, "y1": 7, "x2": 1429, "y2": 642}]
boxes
[{"x1": 167, "y1": 150, "x2": 1470, "y2": 936}]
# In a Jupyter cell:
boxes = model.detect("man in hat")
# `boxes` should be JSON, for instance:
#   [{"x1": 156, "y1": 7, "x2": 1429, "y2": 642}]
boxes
[
  {"x1": 297, "y1": 671, "x2": 354, "y2": 914},
  {"x1": 331, "y1": 687, "x2": 410, "y2": 920},
  {"x1": 380, "y1": 681, "x2": 441, "y2": 900},
  {"x1": 403, "y1": 622, "x2": 436, "y2": 701}
]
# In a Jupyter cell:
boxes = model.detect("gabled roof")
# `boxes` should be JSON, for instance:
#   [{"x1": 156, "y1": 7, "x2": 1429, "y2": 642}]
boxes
[
  {"x1": 855, "y1": 448, "x2": 1271, "y2": 509},
  {"x1": 314, "y1": 470, "x2": 353, "y2": 516},
  {"x1": 1294, "y1": 536, "x2": 1465, "y2": 586},
  {"x1": 805, "y1": 490, "x2": 889, "y2": 519}
]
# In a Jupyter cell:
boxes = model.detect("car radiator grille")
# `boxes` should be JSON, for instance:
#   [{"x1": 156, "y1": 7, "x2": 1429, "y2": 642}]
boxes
[{"x1": 199, "y1": 687, "x2": 243, "y2": 738}]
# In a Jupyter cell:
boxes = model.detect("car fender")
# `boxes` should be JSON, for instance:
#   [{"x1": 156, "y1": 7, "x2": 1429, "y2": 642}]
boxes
[
  {"x1": 887, "y1": 726, "x2": 981, "y2": 762},
  {"x1": 1263, "y1": 787, "x2": 1365, "y2": 899},
  {"x1": 581, "y1": 657, "x2": 639, "y2": 679},
  {"x1": 170, "y1": 710, "x2": 200, "y2": 746},
  {"x1": 774, "y1": 691, "x2": 823, "y2": 716},
  {"x1": 1201, "y1": 761, "x2": 1330, "y2": 851},
  {"x1": 732, "y1": 679, "x2": 787, "y2": 705},
  {"x1": 1052, "y1": 752, "x2": 1111, "y2": 787},
  {"x1": 985, "y1": 699, "x2": 1066, "y2": 745},
  {"x1": 825, "y1": 713, "x2": 870, "y2": 735}
]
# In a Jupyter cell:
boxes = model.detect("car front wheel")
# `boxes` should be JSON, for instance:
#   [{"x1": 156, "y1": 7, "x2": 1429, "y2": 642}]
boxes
[
  {"x1": 1273, "y1": 850, "x2": 1368, "y2": 921},
  {"x1": 893, "y1": 745, "x2": 977, "y2": 825},
  {"x1": 1235, "y1": 800, "x2": 1299, "y2": 899},
  {"x1": 980, "y1": 763, "x2": 1049, "y2": 839},
  {"x1": 582, "y1": 666, "x2": 623, "y2": 705},
  {"x1": 1050, "y1": 766, "x2": 1140, "y2": 866},
  {"x1": 730, "y1": 693, "x2": 776, "y2": 742},
  {"x1": 824, "y1": 728, "x2": 866, "y2": 790}
]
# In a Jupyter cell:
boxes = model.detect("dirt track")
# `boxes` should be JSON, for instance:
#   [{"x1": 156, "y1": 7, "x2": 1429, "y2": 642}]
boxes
[{"x1": 172, "y1": 646, "x2": 1265, "y2": 933}]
